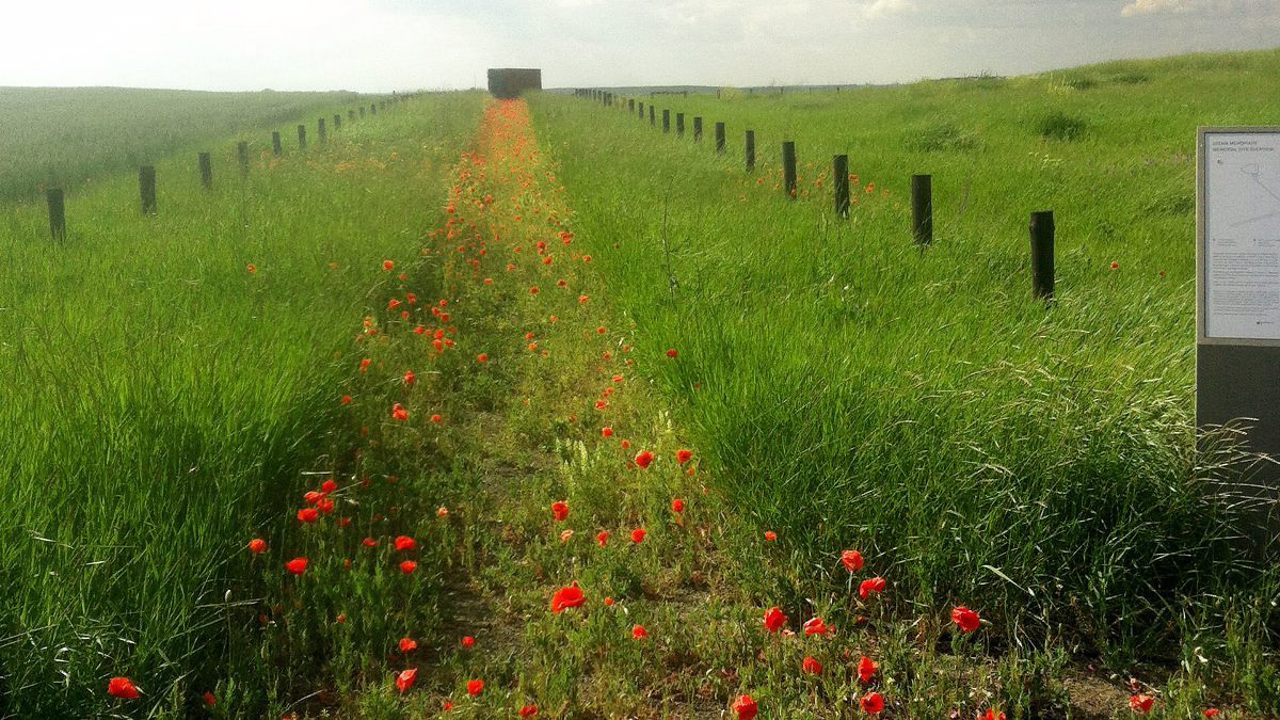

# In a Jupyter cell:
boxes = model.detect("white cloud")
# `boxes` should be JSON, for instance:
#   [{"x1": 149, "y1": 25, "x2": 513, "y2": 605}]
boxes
[
  {"x1": 855, "y1": 0, "x2": 914, "y2": 18},
  {"x1": 1121, "y1": 0, "x2": 1275, "y2": 16}
]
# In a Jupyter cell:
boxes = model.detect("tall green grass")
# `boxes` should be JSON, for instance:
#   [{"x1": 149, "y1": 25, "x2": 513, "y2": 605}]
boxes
[
  {"x1": 531, "y1": 48, "x2": 1280, "y2": 699},
  {"x1": 0, "y1": 91, "x2": 485, "y2": 716},
  {"x1": 0, "y1": 86, "x2": 377, "y2": 202}
]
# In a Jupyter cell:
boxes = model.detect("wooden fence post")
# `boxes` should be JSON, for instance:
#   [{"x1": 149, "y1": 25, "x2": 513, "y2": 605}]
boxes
[
  {"x1": 663, "y1": 109, "x2": 670, "y2": 133},
  {"x1": 46, "y1": 188, "x2": 65, "y2": 241},
  {"x1": 912, "y1": 175, "x2": 933, "y2": 245},
  {"x1": 676, "y1": 112, "x2": 685, "y2": 137},
  {"x1": 745, "y1": 130, "x2": 756, "y2": 172},
  {"x1": 238, "y1": 141, "x2": 250, "y2": 177},
  {"x1": 782, "y1": 141, "x2": 797, "y2": 198},
  {"x1": 649, "y1": 106, "x2": 655, "y2": 126},
  {"x1": 272, "y1": 131, "x2": 283, "y2": 156},
  {"x1": 198, "y1": 152, "x2": 213, "y2": 190},
  {"x1": 693, "y1": 116, "x2": 703, "y2": 141},
  {"x1": 833, "y1": 155, "x2": 849, "y2": 217},
  {"x1": 318, "y1": 118, "x2": 327, "y2": 144},
  {"x1": 139, "y1": 165, "x2": 157, "y2": 215},
  {"x1": 1030, "y1": 211, "x2": 1055, "y2": 300},
  {"x1": 715, "y1": 122, "x2": 725, "y2": 154},
  {"x1": 359, "y1": 106, "x2": 365, "y2": 118},
  {"x1": 349, "y1": 109, "x2": 356, "y2": 122},
  {"x1": 334, "y1": 114, "x2": 342, "y2": 130},
  {"x1": 297, "y1": 124, "x2": 307, "y2": 151}
]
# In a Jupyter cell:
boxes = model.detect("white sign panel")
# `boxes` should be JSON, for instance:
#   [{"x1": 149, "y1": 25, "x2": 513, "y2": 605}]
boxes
[{"x1": 1202, "y1": 130, "x2": 1280, "y2": 342}]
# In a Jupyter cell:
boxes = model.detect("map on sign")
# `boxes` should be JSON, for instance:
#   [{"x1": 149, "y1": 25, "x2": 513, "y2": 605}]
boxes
[{"x1": 1202, "y1": 130, "x2": 1280, "y2": 342}]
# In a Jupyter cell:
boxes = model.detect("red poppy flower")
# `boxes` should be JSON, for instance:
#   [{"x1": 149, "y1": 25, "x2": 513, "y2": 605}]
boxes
[
  {"x1": 403, "y1": 369, "x2": 415, "y2": 386},
  {"x1": 335, "y1": 612, "x2": 347, "y2": 624},
  {"x1": 1110, "y1": 261, "x2": 1120, "y2": 270},
  {"x1": 341, "y1": 394, "x2": 352, "y2": 405},
  {"x1": 395, "y1": 667, "x2": 417, "y2": 693},
  {"x1": 399, "y1": 637, "x2": 417, "y2": 653},
  {"x1": 437, "y1": 506, "x2": 449, "y2": 517},
  {"x1": 979, "y1": 710, "x2": 1007, "y2": 720},
  {"x1": 1129, "y1": 695, "x2": 1154, "y2": 713},
  {"x1": 803, "y1": 617, "x2": 832, "y2": 636},
  {"x1": 467, "y1": 679, "x2": 484, "y2": 697},
  {"x1": 360, "y1": 358, "x2": 372, "y2": 372},
  {"x1": 550, "y1": 585, "x2": 586, "y2": 613},
  {"x1": 400, "y1": 560, "x2": 417, "y2": 574},
  {"x1": 382, "y1": 260, "x2": 395, "y2": 271},
  {"x1": 676, "y1": 449, "x2": 693, "y2": 464},
  {"x1": 431, "y1": 414, "x2": 443, "y2": 424},
  {"x1": 620, "y1": 439, "x2": 631, "y2": 450},
  {"x1": 841, "y1": 549, "x2": 864, "y2": 572},
  {"x1": 394, "y1": 536, "x2": 416, "y2": 552},
  {"x1": 477, "y1": 353, "x2": 489, "y2": 363},
  {"x1": 802, "y1": 656, "x2": 823, "y2": 675},
  {"x1": 632, "y1": 624, "x2": 649, "y2": 639},
  {"x1": 634, "y1": 450, "x2": 654, "y2": 469},
  {"x1": 246, "y1": 263, "x2": 257, "y2": 274},
  {"x1": 730, "y1": 694, "x2": 758, "y2": 720},
  {"x1": 603, "y1": 596, "x2": 615, "y2": 606},
  {"x1": 551, "y1": 501, "x2": 570, "y2": 522},
  {"x1": 858, "y1": 655, "x2": 878, "y2": 683},
  {"x1": 763, "y1": 531, "x2": 778, "y2": 542},
  {"x1": 248, "y1": 538, "x2": 268, "y2": 554},
  {"x1": 763, "y1": 606, "x2": 788, "y2": 633},
  {"x1": 1203, "y1": 710, "x2": 1220, "y2": 718},
  {"x1": 461, "y1": 635, "x2": 475, "y2": 649},
  {"x1": 202, "y1": 691, "x2": 216, "y2": 707},
  {"x1": 519, "y1": 705, "x2": 539, "y2": 717},
  {"x1": 442, "y1": 700, "x2": 454, "y2": 711},
  {"x1": 951, "y1": 606, "x2": 981, "y2": 633},
  {"x1": 596, "y1": 531, "x2": 609, "y2": 547},
  {"x1": 601, "y1": 426, "x2": 614, "y2": 438},
  {"x1": 860, "y1": 691, "x2": 885, "y2": 714},
  {"x1": 362, "y1": 537, "x2": 378, "y2": 548},
  {"x1": 392, "y1": 403, "x2": 409, "y2": 421},
  {"x1": 107, "y1": 676, "x2": 140, "y2": 699},
  {"x1": 297, "y1": 508, "x2": 319, "y2": 523},
  {"x1": 631, "y1": 528, "x2": 646, "y2": 544},
  {"x1": 321, "y1": 479, "x2": 338, "y2": 494},
  {"x1": 671, "y1": 498, "x2": 685, "y2": 513},
  {"x1": 859, "y1": 577, "x2": 886, "y2": 600},
  {"x1": 666, "y1": 348, "x2": 678, "y2": 358}
]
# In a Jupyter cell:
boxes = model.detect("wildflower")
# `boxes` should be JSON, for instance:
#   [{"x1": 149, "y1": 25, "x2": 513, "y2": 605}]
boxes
[
  {"x1": 431, "y1": 414, "x2": 443, "y2": 424},
  {"x1": 601, "y1": 427, "x2": 614, "y2": 438},
  {"x1": 631, "y1": 528, "x2": 647, "y2": 543},
  {"x1": 632, "y1": 624, "x2": 649, "y2": 639},
  {"x1": 860, "y1": 691, "x2": 885, "y2": 714},
  {"x1": 297, "y1": 508, "x2": 319, "y2": 524},
  {"x1": 519, "y1": 705, "x2": 539, "y2": 718},
  {"x1": 551, "y1": 501, "x2": 570, "y2": 522},
  {"x1": 978, "y1": 710, "x2": 1007, "y2": 720},
  {"x1": 1203, "y1": 710, "x2": 1220, "y2": 718},
  {"x1": 394, "y1": 536, "x2": 416, "y2": 552},
  {"x1": 1110, "y1": 261, "x2": 1120, "y2": 270},
  {"x1": 858, "y1": 655, "x2": 878, "y2": 683},
  {"x1": 399, "y1": 637, "x2": 417, "y2": 653},
  {"x1": 764, "y1": 531, "x2": 778, "y2": 542},
  {"x1": 763, "y1": 606, "x2": 788, "y2": 633},
  {"x1": 395, "y1": 668, "x2": 417, "y2": 693},
  {"x1": 107, "y1": 677, "x2": 140, "y2": 699},
  {"x1": 248, "y1": 538, "x2": 268, "y2": 554},
  {"x1": 666, "y1": 348, "x2": 678, "y2": 358},
  {"x1": 603, "y1": 596, "x2": 615, "y2": 606},
  {"x1": 336, "y1": 613, "x2": 347, "y2": 624},
  {"x1": 802, "y1": 656, "x2": 823, "y2": 675},
  {"x1": 596, "y1": 531, "x2": 609, "y2": 547},
  {"x1": 321, "y1": 479, "x2": 338, "y2": 494},
  {"x1": 383, "y1": 260, "x2": 395, "y2": 271},
  {"x1": 360, "y1": 358, "x2": 372, "y2": 372},
  {"x1": 341, "y1": 394, "x2": 352, "y2": 405},
  {"x1": 859, "y1": 577, "x2": 886, "y2": 600},
  {"x1": 400, "y1": 560, "x2": 418, "y2": 574},
  {"x1": 202, "y1": 691, "x2": 216, "y2": 707},
  {"x1": 634, "y1": 450, "x2": 654, "y2": 469},
  {"x1": 442, "y1": 700, "x2": 454, "y2": 711},
  {"x1": 550, "y1": 585, "x2": 586, "y2": 613},
  {"x1": 951, "y1": 606, "x2": 981, "y2": 633},
  {"x1": 560, "y1": 529, "x2": 574, "y2": 543},
  {"x1": 676, "y1": 449, "x2": 693, "y2": 464},
  {"x1": 803, "y1": 617, "x2": 832, "y2": 636},
  {"x1": 477, "y1": 353, "x2": 489, "y2": 363},
  {"x1": 284, "y1": 557, "x2": 307, "y2": 574},
  {"x1": 467, "y1": 679, "x2": 484, "y2": 697},
  {"x1": 437, "y1": 506, "x2": 449, "y2": 517},
  {"x1": 363, "y1": 537, "x2": 378, "y2": 548},
  {"x1": 403, "y1": 369, "x2": 415, "y2": 386},
  {"x1": 731, "y1": 694, "x2": 758, "y2": 720},
  {"x1": 1129, "y1": 695, "x2": 1154, "y2": 713},
  {"x1": 461, "y1": 635, "x2": 475, "y2": 649},
  {"x1": 841, "y1": 549, "x2": 864, "y2": 572},
  {"x1": 391, "y1": 403, "x2": 409, "y2": 421},
  {"x1": 671, "y1": 498, "x2": 685, "y2": 513}
]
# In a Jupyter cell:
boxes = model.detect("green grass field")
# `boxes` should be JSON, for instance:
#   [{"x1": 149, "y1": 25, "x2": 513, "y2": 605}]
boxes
[
  {"x1": 3, "y1": 47, "x2": 1280, "y2": 719},
  {"x1": 0, "y1": 86, "x2": 376, "y2": 202},
  {"x1": 530, "y1": 47, "x2": 1280, "y2": 701}
]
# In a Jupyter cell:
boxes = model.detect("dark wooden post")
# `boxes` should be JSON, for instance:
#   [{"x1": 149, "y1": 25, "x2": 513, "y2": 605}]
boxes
[
  {"x1": 693, "y1": 116, "x2": 703, "y2": 141},
  {"x1": 833, "y1": 155, "x2": 849, "y2": 217},
  {"x1": 359, "y1": 106, "x2": 365, "y2": 118},
  {"x1": 1030, "y1": 211, "x2": 1055, "y2": 300},
  {"x1": 238, "y1": 141, "x2": 250, "y2": 177},
  {"x1": 745, "y1": 130, "x2": 756, "y2": 172},
  {"x1": 46, "y1": 188, "x2": 65, "y2": 241},
  {"x1": 139, "y1": 166, "x2": 157, "y2": 215},
  {"x1": 198, "y1": 152, "x2": 213, "y2": 189},
  {"x1": 676, "y1": 112, "x2": 685, "y2": 137},
  {"x1": 297, "y1": 124, "x2": 307, "y2": 151},
  {"x1": 272, "y1": 131, "x2": 283, "y2": 156},
  {"x1": 334, "y1": 113, "x2": 342, "y2": 130},
  {"x1": 349, "y1": 109, "x2": 356, "y2": 122},
  {"x1": 649, "y1": 106, "x2": 655, "y2": 126},
  {"x1": 318, "y1": 118, "x2": 327, "y2": 144},
  {"x1": 638, "y1": 101, "x2": 644, "y2": 119},
  {"x1": 628, "y1": 98, "x2": 635, "y2": 113},
  {"x1": 912, "y1": 175, "x2": 933, "y2": 245},
  {"x1": 782, "y1": 141, "x2": 797, "y2": 198},
  {"x1": 715, "y1": 122, "x2": 726, "y2": 154},
  {"x1": 663, "y1": 109, "x2": 670, "y2": 133},
  {"x1": 370, "y1": 103, "x2": 377, "y2": 115}
]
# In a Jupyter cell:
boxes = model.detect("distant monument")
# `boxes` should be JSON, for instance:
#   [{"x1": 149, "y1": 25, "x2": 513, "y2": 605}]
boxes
[{"x1": 487, "y1": 68, "x2": 542, "y2": 99}]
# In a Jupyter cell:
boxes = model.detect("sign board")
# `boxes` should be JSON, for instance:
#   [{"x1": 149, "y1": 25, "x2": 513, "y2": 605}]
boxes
[
  {"x1": 1199, "y1": 128, "x2": 1280, "y2": 345},
  {"x1": 1197, "y1": 127, "x2": 1280, "y2": 523}
]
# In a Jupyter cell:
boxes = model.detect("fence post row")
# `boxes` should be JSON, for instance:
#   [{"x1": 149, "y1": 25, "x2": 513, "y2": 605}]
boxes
[
  {"x1": 833, "y1": 155, "x2": 849, "y2": 217},
  {"x1": 139, "y1": 165, "x2": 157, "y2": 215},
  {"x1": 198, "y1": 152, "x2": 213, "y2": 190},
  {"x1": 1030, "y1": 211, "x2": 1055, "y2": 300},
  {"x1": 782, "y1": 141, "x2": 797, "y2": 198},
  {"x1": 46, "y1": 188, "x2": 65, "y2": 241},
  {"x1": 912, "y1": 174, "x2": 933, "y2": 245}
]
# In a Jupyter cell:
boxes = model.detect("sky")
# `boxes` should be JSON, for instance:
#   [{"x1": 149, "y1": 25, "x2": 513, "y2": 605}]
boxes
[{"x1": 0, "y1": 0, "x2": 1276, "y2": 92}]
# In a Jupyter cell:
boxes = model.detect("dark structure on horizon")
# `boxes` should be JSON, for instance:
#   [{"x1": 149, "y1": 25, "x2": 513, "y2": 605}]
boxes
[{"x1": 487, "y1": 68, "x2": 542, "y2": 98}]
